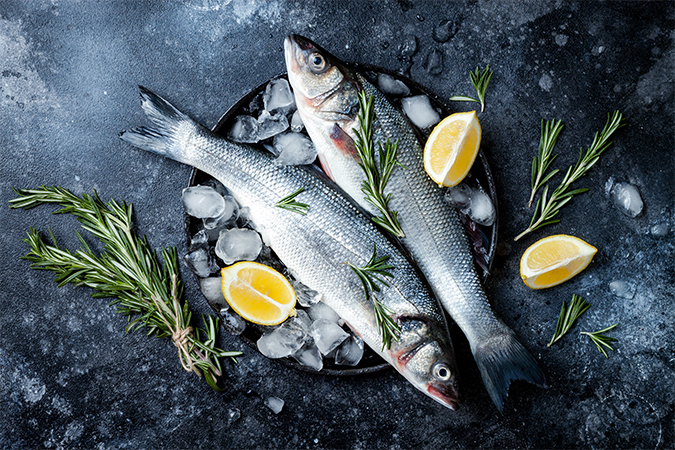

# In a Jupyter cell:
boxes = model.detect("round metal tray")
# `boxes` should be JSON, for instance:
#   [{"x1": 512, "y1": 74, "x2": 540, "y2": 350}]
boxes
[{"x1": 187, "y1": 65, "x2": 498, "y2": 376}]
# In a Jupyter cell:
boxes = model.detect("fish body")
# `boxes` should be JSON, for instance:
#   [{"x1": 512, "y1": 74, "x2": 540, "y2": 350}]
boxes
[
  {"x1": 121, "y1": 87, "x2": 460, "y2": 410},
  {"x1": 285, "y1": 35, "x2": 545, "y2": 410}
]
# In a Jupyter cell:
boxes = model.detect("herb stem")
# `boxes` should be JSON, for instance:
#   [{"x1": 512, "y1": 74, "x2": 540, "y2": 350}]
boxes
[
  {"x1": 529, "y1": 119, "x2": 563, "y2": 207},
  {"x1": 581, "y1": 324, "x2": 618, "y2": 358},
  {"x1": 449, "y1": 65, "x2": 493, "y2": 112},
  {"x1": 547, "y1": 294, "x2": 590, "y2": 348}
]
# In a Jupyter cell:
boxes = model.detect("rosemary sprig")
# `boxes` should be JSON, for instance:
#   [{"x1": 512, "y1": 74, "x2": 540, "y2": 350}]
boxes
[
  {"x1": 275, "y1": 187, "x2": 309, "y2": 215},
  {"x1": 581, "y1": 324, "x2": 618, "y2": 358},
  {"x1": 547, "y1": 294, "x2": 590, "y2": 347},
  {"x1": 354, "y1": 90, "x2": 405, "y2": 238},
  {"x1": 514, "y1": 111, "x2": 625, "y2": 241},
  {"x1": 529, "y1": 119, "x2": 564, "y2": 207},
  {"x1": 449, "y1": 65, "x2": 493, "y2": 112},
  {"x1": 347, "y1": 243, "x2": 400, "y2": 349},
  {"x1": 10, "y1": 186, "x2": 241, "y2": 391}
]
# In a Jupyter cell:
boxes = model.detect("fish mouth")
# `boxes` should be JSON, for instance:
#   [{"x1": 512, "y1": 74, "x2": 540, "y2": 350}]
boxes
[
  {"x1": 428, "y1": 383, "x2": 461, "y2": 411},
  {"x1": 284, "y1": 34, "x2": 313, "y2": 74}
]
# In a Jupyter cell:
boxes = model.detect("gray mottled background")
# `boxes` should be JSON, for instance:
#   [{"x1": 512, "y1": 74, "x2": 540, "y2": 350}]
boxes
[{"x1": 1, "y1": 1, "x2": 673, "y2": 448}]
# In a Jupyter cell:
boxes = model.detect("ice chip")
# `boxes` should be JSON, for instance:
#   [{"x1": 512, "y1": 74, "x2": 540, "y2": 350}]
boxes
[
  {"x1": 183, "y1": 248, "x2": 217, "y2": 278},
  {"x1": 189, "y1": 229, "x2": 209, "y2": 251},
  {"x1": 425, "y1": 48, "x2": 444, "y2": 75},
  {"x1": 401, "y1": 95, "x2": 440, "y2": 129},
  {"x1": 215, "y1": 228, "x2": 263, "y2": 265},
  {"x1": 651, "y1": 222, "x2": 669, "y2": 237},
  {"x1": 221, "y1": 309, "x2": 246, "y2": 335},
  {"x1": 290, "y1": 280, "x2": 323, "y2": 307},
  {"x1": 263, "y1": 78, "x2": 295, "y2": 114},
  {"x1": 609, "y1": 280, "x2": 637, "y2": 299},
  {"x1": 310, "y1": 319, "x2": 349, "y2": 355},
  {"x1": 203, "y1": 195, "x2": 240, "y2": 230},
  {"x1": 199, "y1": 277, "x2": 226, "y2": 308},
  {"x1": 182, "y1": 185, "x2": 226, "y2": 219},
  {"x1": 400, "y1": 34, "x2": 417, "y2": 57},
  {"x1": 290, "y1": 110, "x2": 304, "y2": 132},
  {"x1": 334, "y1": 334, "x2": 365, "y2": 366},
  {"x1": 466, "y1": 187, "x2": 496, "y2": 226},
  {"x1": 226, "y1": 408, "x2": 241, "y2": 426},
  {"x1": 307, "y1": 302, "x2": 341, "y2": 324},
  {"x1": 264, "y1": 396, "x2": 284, "y2": 414},
  {"x1": 228, "y1": 115, "x2": 259, "y2": 143},
  {"x1": 444, "y1": 183, "x2": 472, "y2": 209},
  {"x1": 273, "y1": 132, "x2": 317, "y2": 165},
  {"x1": 257, "y1": 110, "x2": 289, "y2": 141},
  {"x1": 610, "y1": 182, "x2": 643, "y2": 217},
  {"x1": 433, "y1": 18, "x2": 460, "y2": 43},
  {"x1": 257, "y1": 317, "x2": 310, "y2": 359},
  {"x1": 292, "y1": 343, "x2": 323, "y2": 371},
  {"x1": 378, "y1": 73, "x2": 411, "y2": 96}
]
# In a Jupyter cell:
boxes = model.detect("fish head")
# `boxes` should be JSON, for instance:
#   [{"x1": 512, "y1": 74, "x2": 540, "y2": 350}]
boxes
[
  {"x1": 393, "y1": 317, "x2": 461, "y2": 410},
  {"x1": 284, "y1": 34, "x2": 359, "y2": 124}
]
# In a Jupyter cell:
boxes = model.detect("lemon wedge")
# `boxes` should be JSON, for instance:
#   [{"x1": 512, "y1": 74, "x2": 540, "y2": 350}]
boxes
[
  {"x1": 221, "y1": 262, "x2": 296, "y2": 325},
  {"x1": 423, "y1": 110, "x2": 482, "y2": 187},
  {"x1": 520, "y1": 234, "x2": 597, "y2": 289}
]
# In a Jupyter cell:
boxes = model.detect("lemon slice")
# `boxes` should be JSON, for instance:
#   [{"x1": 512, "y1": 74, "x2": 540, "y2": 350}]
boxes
[
  {"x1": 520, "y1": 234, "x2": 598, "y2": 289},
  {"x1": 424, "y1": 111, "x2": 482, "y2": 187},
  {"x1": 221, "y1": 262, "x2": 296, "y2": 325}
]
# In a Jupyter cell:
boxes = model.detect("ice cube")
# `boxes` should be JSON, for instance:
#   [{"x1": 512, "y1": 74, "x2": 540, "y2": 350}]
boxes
[
  {"x1": 199, "y1": 277, "x2": 227, "y2": 308},
  {"x1": 444, "y1": 183, "x2": 472, "y2": 209},
  {"x1": 292, "y1": 343, "x2": 323, "y2": 371},
  {"x1": 215, "y1": 228, "x2": 263, "y2": 265},
  {"x1": 334, "y1": 334, "x2": 364, "y2": 366},
  {"x1": 226, "y1": 408, "x2": 241, "y2": 426},
  {"x1": 307, "y1": 302, "x2": 341, "y2": 324},
  {"x1": 378, "y1": 73, "x2": 411, "y2": 96},
  {"x1": 221, "y1": 309, "x2": 246, "y2": 335},
  {"x1": 273, "y1": 132, "x2": 317, "y2": 166},
  {"x1": 257, "y1": 110, "x2": 289, "y2": 141},
  {"x1": 236, "y1": 206, "x2": 253, "y2": 228},
  {"x1": 182, "y1": 185, "x2": 226, "y2": 219},
  {"x1": 290, "y1": 110, "x2": 304, "y2": 132},
  {"x1": 466, "y1": 187, "x2": 496, "y2": 226},
  {"x1": 425, "y1": 48, "x2": 444, "y2": 75},
  {"x1": 610, "y1": 182, "x2": 643, "y2": 217},
  {"x1": 203, "y1": 195, "x2": 240, "y2": 230},
  {"x1": 263, "y1": 78, "x2": 296, "y2": 114},
  {"x1": 400, "y1": 34, "x2": 417, "y2": 57},
  {"x1": 228, "y1": 115, "x2": 259, "y2": 143},
  {"x1": 290, "y1": 280, "x2": 323, "y2": 307},
  {"x1": 264, "y1": 396, "x2": 284, "y2": 414},
  {"x1": 651, "y1": 222, "x2": 669, "y2": 237},
  {"x1": 189, "y1": 229, "x2": 209, "y2": 251},
  {"x1": 310, "y1": 319, "x2": 349, "y2": 355},
  {"x1": 401, "y1": 95, "x2": 440, "y2": 129},
  {"x1": 609, "y1": 280, "x2": 637, "y2": 299},
  {"x1": 183, "y1": 248, "x2": 218, "y2": 278},
  {"x1": 257, "y1": 317, "x2": 310, "y2": 359}
]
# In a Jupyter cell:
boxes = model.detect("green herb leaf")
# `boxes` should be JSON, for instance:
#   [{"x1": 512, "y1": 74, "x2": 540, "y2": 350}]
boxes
[
  {"x1": 275, "y1": 187, "x2": 309, "y2": 215},
  {"x1": 10, "y1": 186, "x2": 241, "y2": 389},
  {"x1": 515, "y1": 111, "x2": 625, "y2": 241},
  {"x1": 581, "y1": 324, "x2": 618, "y2": 358},
  {"x1": 353, "y1": 91, "x2": 405, "y2": 238},
  {"x1": 449, "y1": 65, "x2": 493, "y2": 112},
  {"x1": 347, "y1": 243, "x2": 400, "y2": 349},
  {"x1": 529, "y1": 119, "x2": 563, "y2": 207},
  {"x1": 547, "y1": 294, "x2": 591, "y2": 347}
]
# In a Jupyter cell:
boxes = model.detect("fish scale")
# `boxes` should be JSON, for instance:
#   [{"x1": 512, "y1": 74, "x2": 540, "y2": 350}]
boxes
[
  {"x1": 285, "y1": 34, "x2": 545, "y2": 410},
  {"x1": 120, "y1": 86, "x2": 461, "y2": 410}
]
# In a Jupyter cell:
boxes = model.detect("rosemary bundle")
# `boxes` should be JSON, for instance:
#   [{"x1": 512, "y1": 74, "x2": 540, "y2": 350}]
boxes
[{"x1": 10, "y1": 186, "x2": 241, "y2": 391}]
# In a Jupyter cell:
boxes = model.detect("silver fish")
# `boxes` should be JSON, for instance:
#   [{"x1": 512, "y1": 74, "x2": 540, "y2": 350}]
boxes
[
  {"x1": 120, "y1": 87, "x2": 461, "y2": 410},
  {"x1": 285, "y1": 35, "x2": 545, "y2": 410}
]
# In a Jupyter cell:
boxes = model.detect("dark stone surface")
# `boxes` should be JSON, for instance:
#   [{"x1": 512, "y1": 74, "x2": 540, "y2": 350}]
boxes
[{"x1": 1, "y1": 1, "x2": 673, "y2": 448}]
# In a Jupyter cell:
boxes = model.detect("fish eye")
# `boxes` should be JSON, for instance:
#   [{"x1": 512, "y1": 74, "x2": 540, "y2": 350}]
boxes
[
  {"x1": 308, "y1": 52, "x2": 326, "y2": 73},
  {"x1": 433, "y1": 363, "x2": 452, "y2": 381}
]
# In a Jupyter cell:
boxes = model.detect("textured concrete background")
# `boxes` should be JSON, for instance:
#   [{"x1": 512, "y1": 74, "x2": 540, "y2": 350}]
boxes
[{"x1": 1, "y1": 1, "x2": 673, "y2": 448}]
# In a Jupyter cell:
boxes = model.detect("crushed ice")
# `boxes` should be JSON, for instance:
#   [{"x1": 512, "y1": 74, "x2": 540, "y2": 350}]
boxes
[
  {"x1": 609, "y1": 181, "x2": 644, "y2": 217},
  {"x1": 273, "y1": 132, "x2": 317, "y2": 165},
  {"x1": 264, "y1": 396, "x2": 284, "y2": 414},
  {"x1": 444, "y1": 182, "x2": 496, "y2": 226},
  {"x1": 215, "y1": 228, "x2": 263, "y2": 265},
  {"x1": 401, "y1": 95, "x2": 440, "y2": 129}
]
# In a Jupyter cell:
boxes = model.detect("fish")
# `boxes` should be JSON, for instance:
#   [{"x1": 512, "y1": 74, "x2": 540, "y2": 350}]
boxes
[
  {"x1": 284, "y1": 34, "x2": 545, "y2": 410},
  {"x1": 120, "y1": 86, "x2": 461, "y2": 410}
]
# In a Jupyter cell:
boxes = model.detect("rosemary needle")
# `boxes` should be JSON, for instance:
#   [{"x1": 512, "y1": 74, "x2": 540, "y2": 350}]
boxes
[
  {"x1": 581, "y1": 324, "x2": 618, "y2": 358},
  {"x1": 275, "y1": 187, "x2": 309, "y2": 215},
  {"x1": 449, "y1": 65, "x2": 494, "y2": 112},
  {"x1": 547, "y1": 294, "x2": 590, "y2": 348},
  {"x1": 10, "y1": 186, "x2": 241, "y2": 391},
  {"x1": 529, "y1": 119, "x2": 564, "y2": 208},
  {"x1": 347, "y1": 243, "x2": 400, "y2": 350}
]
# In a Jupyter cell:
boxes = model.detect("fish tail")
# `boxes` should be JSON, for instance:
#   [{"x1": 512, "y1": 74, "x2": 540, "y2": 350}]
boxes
[
  {"x1": 119, "y1": 86, "x2": 199, "y2": 160},
  {"x1": 473, "y1": 331, "x2": 546, "y2": 411}
]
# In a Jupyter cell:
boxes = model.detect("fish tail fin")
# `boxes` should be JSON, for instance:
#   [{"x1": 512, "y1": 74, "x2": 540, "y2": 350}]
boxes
[
  {"x1": 119, "y1": 86, "x2": 199, "y2": 160},
  {"x1": 473, "y1": 331, "x2": 546, "y2": 411}
]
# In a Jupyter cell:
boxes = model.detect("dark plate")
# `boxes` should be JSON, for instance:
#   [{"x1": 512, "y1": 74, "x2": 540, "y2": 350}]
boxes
[{"x1": 187, "y1": 65, "x2": 498, "y2": 376}]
